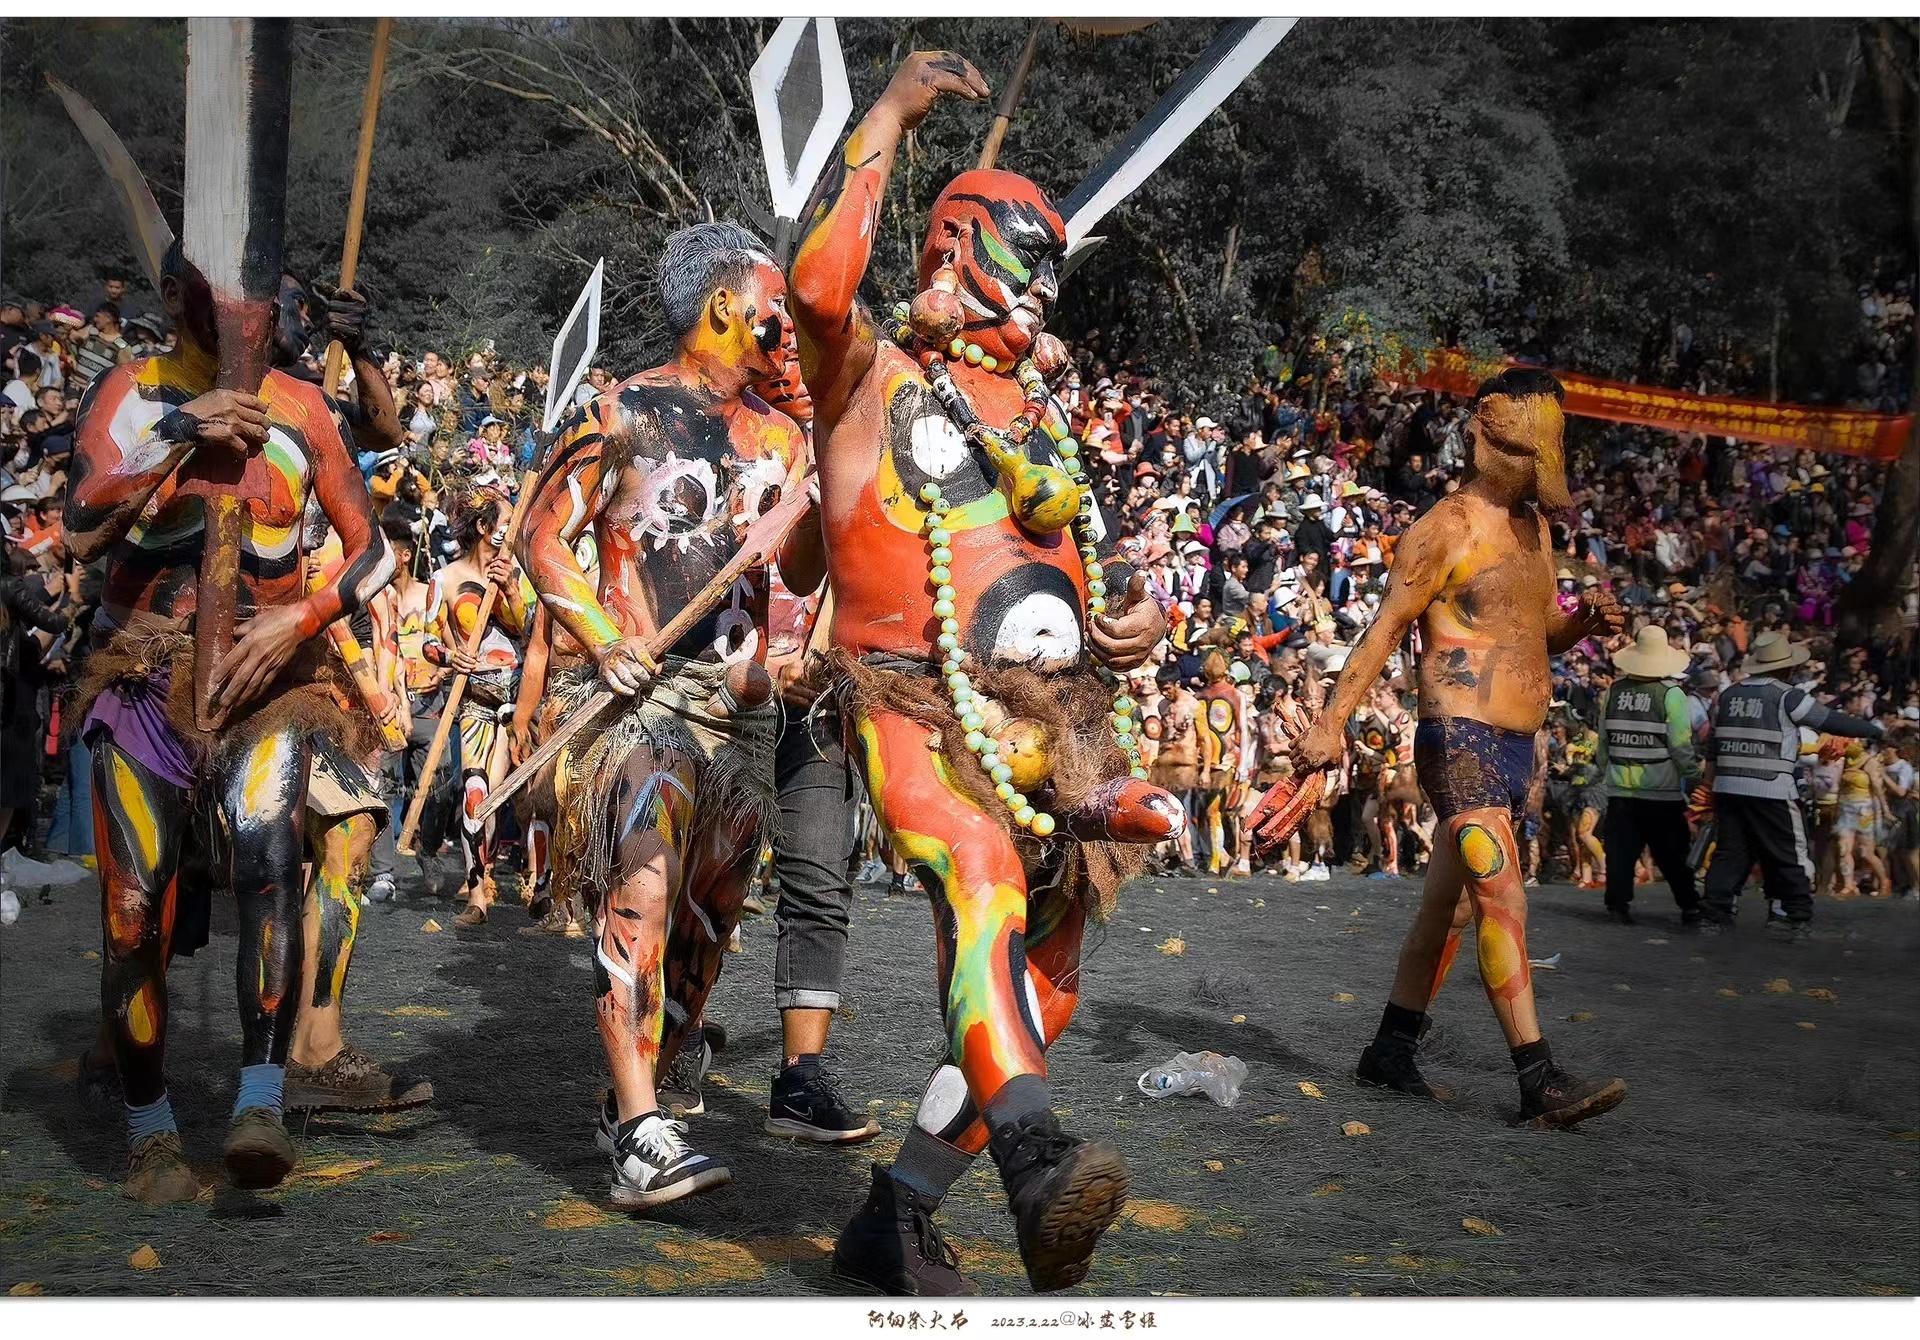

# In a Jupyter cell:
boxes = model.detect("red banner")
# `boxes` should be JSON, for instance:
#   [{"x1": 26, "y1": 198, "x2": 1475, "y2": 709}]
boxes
[{"x1": 1385, "y1": 348, "x2": 1912, "y2": 461}]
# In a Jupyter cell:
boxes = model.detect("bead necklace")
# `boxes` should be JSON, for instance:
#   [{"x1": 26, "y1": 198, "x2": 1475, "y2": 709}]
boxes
[{"x1": 893, "y1": 305, "x2": 1149, "y2": 837}]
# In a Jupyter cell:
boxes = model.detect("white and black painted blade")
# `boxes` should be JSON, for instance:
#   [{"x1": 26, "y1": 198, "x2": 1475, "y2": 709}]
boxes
[
  {"x1": 751, "y1": 16, "x2": 852, "y2": 227},
  {"x1": 47, "y1": 76, "x2": 176, "y2": 292},
  {"x1": 183, "y1": 17, "x2": 291, "y2": 306},
  {"x1": 542, "y1": 257, "x2": 604, "y2": 436},
  {"x1": 1058, "y1": 17, "x2": 1295, "y2": 266}
]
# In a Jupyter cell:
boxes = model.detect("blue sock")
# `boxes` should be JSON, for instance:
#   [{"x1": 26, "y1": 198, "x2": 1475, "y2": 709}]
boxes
[
  {"x1": 126, "y1": 1093, "x2": 178, "y2": 1148},
  {"x1": 233, "y1": 1063, "x2": 285, "y2": 1117}
]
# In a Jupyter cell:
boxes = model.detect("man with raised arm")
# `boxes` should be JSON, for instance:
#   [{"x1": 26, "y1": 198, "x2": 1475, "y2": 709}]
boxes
[{"x1": 791, "y1": 53, "x2": 1179, "y2": 1296}]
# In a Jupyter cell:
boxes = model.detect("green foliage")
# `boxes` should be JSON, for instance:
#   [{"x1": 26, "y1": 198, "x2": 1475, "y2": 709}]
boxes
[{"x1": 0, "y1": 16, "x2": 1904, "y2": 407}]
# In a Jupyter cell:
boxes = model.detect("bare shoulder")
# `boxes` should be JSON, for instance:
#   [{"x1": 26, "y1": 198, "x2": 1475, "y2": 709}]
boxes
[{"x1": 1392, "y1": 496, "x2": 1472, "y2": 575}]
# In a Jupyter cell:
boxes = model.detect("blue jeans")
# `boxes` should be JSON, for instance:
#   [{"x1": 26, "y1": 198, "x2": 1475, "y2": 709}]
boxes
[{"x1": 46, "y1": 737, "x2": 95, "y2": 857}]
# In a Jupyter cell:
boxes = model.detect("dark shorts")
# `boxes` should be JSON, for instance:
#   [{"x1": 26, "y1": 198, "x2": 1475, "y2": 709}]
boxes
[{"x1": 1414, "y1": 717, "x2": 1536, "y2": 824}]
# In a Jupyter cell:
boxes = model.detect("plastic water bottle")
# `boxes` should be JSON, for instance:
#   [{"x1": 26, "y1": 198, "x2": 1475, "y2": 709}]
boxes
[
  {"x1": 1137, "y1": 1051, "x2": 1248, "y2": 1108},
  {"x1": 1, "y1": 869, "x2": 18, "y2": 926}
]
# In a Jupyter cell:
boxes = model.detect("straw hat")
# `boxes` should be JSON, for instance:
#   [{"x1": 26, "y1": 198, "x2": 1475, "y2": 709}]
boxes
[
  {"x1": 1744, "y1": 630, "x2": 1812, "y2": 675},
  {"x1": 1611, "y1": 626, "x2": 1690, "y2": 679}
]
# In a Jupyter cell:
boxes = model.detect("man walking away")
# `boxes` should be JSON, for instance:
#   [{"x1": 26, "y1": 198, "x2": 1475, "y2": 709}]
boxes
[
  {"x1": 1702, "y1": 632, "x2": 1883, "y2": 936},
  {"x1": 1597, "y1": 628, "x2": 1701, "y2": 927}
]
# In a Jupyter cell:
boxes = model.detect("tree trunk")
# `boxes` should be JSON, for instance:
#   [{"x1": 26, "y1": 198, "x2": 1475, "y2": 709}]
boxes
[{"x1": 1836, "y1": 21, "x2": 1920, "y2": 662}]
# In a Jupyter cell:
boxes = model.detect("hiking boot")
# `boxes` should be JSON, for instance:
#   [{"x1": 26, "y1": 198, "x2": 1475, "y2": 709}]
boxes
[
  {"x1": 285, "y1": 1044, "x2": 434, "y2": 1114},
  {"x1": 990, "y1": 1112, "x2": 1129, "y2": 1293},
  {"x1": 222, "y1": 1107, "x2": 296, "y2": 1189},
  {"x1": 1606, "y1": 905, "x2": 1635, "y2": 926},
  {"x1": 453, "y1": 902, "x2": 487, "y2": 926},
  {"x1": 766, "y1": 1059, "x2": 881, "y2": 1144},
  {"x1": 519, "y1": 904, "x2": 586, "y2": 937},
  {"x1": 124, "y1": 1130, "x2": 201, "y2": 1205},
  {"x1": 606, "y1": 1112, "x2": 729, "y2": 1210},
  {"x1": 831, "y1": 1164, "x2": 978, "y2": 1297},
  {"x1": 657, "y1": 1034, "x2": 711, "y2": 1118},
  {"x1": 1355, "y1": 1039, "x2": 1450, "y2": 1102},
  {"x1": 1518, "y1": 1067, "x2": 1627, "y2": 1130}
]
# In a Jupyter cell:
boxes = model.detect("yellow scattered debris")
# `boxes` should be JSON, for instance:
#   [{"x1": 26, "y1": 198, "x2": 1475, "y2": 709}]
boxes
[
  {"x1": 422, "y1": 918, "x2": 443, "y2": 933},
  {"x1": 1341, "y1": 1120, "x2": 1371, "y2": 1137},
  {"x1": 1158, "y1": 936, "x2": 1186, "y2": 956},
  {"x1": 1297, "y1": 1081, "x2": 1325, "y2": 1099},
  {"x1": 128, "y1": 1245, "x2": 161, "y2": 1271},
  {"x1": 1462, "y1": 1217, "x2": 1502, "y2": 1236}
]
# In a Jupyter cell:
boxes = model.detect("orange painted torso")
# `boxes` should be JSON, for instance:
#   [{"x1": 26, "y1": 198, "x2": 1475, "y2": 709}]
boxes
[{"x1": 822, "y1": 346, "x2": 1090, "y2": 669}]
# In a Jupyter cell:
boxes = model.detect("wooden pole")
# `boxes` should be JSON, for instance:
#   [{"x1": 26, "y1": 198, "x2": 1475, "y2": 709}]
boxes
[
  {"x1": 321, "y1": 17, "x2": 392, "y2": 397},
  {"x1": 977, "y1": 23, "x2": 1043, "y2": 171}
]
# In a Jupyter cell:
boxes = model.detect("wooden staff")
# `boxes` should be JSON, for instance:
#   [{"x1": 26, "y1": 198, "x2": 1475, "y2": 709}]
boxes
[
  {"x1": 474, "y1": 479, "x2": 816, "y2": 825},
  {"x1": 977, "y1": 22, "x2": 1043, "y2": 172},
  {"x1": 314, "y1": 18, "x2": 402, "y2": 749},
  {"x1": 320, "y1": 17, "x2": 392, "y2": 398}
]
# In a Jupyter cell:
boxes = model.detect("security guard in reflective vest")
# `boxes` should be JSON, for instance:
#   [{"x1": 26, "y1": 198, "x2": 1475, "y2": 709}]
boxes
[
  {"x1": 1597, "y1": 628, "x2": 1701, "y2": 926},
  {"x1": 1703, "y1": 631, "x2": 1883, "y2": 935}
]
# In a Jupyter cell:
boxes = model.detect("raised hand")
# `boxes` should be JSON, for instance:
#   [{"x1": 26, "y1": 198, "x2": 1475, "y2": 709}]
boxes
[
  {"x1": 1090, "y1": 571, "x2": 1166, "y2": 672},
  {"x1": 879, "y1": 51, "x2": 990, "y2": 131}
]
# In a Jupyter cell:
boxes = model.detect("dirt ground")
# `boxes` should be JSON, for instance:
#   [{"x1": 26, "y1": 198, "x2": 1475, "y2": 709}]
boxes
[{"x1": 2, "y1": 859, "x2": 1915, "y2": 1297}]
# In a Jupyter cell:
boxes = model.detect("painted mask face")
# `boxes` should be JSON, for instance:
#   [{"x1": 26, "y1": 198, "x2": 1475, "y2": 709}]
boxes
[
  {"x1": 734, "y1": 258, "x2": 797, "y2": 384},
  {"x1": 271, "y1": 273, "x2": 314, "y2": 369},
  {"x1": 1472, "y1": 393, "x2": 1571, "y2": 509},
  {"x1": 920, "y1": 169, "x2": 1066, "y2": 365}
]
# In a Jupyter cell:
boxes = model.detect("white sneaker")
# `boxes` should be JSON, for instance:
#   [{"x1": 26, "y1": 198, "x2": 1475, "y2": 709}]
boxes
[
  {"x1": 856, "y1": 858, "x2": 886, "y2": 884},
  {"x1": 605, "y1": 1111, "x2": 730, "y2": 1209},
  {"x1": 368, "y1": 873, "x2": 396, "y2": 903},
  {"x1": 1306, "y1": 863, "x2": 1331, "y2": 882}
]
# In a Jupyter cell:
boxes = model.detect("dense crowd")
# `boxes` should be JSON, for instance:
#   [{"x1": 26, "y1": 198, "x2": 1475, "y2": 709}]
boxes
[{"x1": 2, "y1": 272, "x2": 1917, "y2": 911}]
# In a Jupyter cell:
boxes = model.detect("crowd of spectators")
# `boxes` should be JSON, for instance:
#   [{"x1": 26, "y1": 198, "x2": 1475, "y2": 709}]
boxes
[{"x1": 2, "y1": 267, "x2": 1916, "y2": 906}]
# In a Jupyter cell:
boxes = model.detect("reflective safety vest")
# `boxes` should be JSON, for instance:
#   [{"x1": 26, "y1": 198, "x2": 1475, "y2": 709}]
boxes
[
  {"x1": 1601, "y1": 677, "x2": 1691, "y2": 802},
  {"x1": 1710, "y1": 678, "x2": 1801, "y2": 800}
]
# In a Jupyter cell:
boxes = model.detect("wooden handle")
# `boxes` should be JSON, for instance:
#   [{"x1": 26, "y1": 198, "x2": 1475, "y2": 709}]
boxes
[{"x1": 321, "y1": 17, "x2": 392, "y2": 399}]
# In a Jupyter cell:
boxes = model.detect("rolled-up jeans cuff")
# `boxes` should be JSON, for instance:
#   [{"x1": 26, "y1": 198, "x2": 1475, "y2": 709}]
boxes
[{"x1": 776, "y1": 988, "x2": 842, "y2": 1012}]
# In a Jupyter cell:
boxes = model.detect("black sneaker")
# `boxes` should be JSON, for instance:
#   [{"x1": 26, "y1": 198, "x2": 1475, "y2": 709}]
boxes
[
  {"x1": 831, "y1": 1164, "x2": 978, "y2": 1296},
  {"x1": 657, "y1": 1034, "x2": 710, "y2": 1118},
  {"x1": 1355, "y1": 1040, "x2": 1451, "y2": 1102},
  {"x1": 991, "y1": 1112, "x2": 1129, "y2": 1293},
  {"x1": 1518, "y1": 1067, "x2": 1627, "y2": 1130},
  {"x1": 606, "y1": 1111, "x2": 730, "y2": 1210},
  {"x1": 1680, "y1": 908, "x2": 1703, "y2": 930},
  {"x1": 1605, "y1": 905, "x2": 1635, "y2": 926},
  {"x1": 766, "y1": 1059, "x2": 881, "y2": 1144}
]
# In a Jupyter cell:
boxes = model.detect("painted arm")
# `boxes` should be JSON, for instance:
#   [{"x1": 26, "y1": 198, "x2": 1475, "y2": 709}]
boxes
[
  {"x1": 63, "y1": 367, "x2": 216, "y2": 563},
  {"x1": 512, "y1": 604, "x2": 553, "y2": 756},
  {"x1": 1543, "y1": 516, "x2": 1623, "y2": 652},
  {"x1": 1292, "y1": 511, "x2": 1456, "y2": 774},
  {"x1": 770, "y1": 422, "x2": 827, "y2": 596},
  {"x1": 789, "y1": 51, "x2": 989, "y2": 423},
  {"x1": 517, "y1": 405, "x2": 621, "y2": 656},
  {"x1": 301, "y1": 402, "x2": 395, "y2": 639}
]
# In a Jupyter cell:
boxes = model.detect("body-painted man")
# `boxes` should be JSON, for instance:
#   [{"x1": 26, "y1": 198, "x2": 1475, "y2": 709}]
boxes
[
  {"x1": 283, "y1": 507, "x2": 433, "y2": 1113},
  {"x1": 789, "y1": 53, "x2": 1177, "y2": 1296},
  {"x1": 67, "y1": 247, "x2": 392, "y2": 1203},
  {"x1": 517, "y1": 221, "x2": 815, "y2": 1208},
  {"x1": 1291, "y1": 369, "x2": 1627, "y2": 1126},
  {"x1": 1195, "y1": 652, "x2": 1252, "y2": 876},
  {"x1": 421, "y1": 487, "x2": 534, "y2": 925}
]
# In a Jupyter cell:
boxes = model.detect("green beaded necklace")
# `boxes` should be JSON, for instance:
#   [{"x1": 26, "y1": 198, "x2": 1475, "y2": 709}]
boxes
[{"x1": 909, "y1": 385, "x2": 1152, "y2": 840}]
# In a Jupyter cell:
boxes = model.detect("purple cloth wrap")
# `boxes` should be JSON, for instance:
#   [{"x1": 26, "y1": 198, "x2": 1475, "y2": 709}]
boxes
[{"x1": 82, "y1": 664, "x2": 197, "y2": 789}]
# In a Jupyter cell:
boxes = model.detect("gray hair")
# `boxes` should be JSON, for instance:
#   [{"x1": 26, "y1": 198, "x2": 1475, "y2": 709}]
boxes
[{"x1": 657, "y1": 221, "x2": 774, "y2": 343}]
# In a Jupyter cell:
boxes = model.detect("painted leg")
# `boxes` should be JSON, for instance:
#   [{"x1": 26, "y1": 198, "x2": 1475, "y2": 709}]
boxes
[
  {"x1": 217, "y1": 725, "x2": 311, "y2": 1189},
  {"x1": 658, "y1": 803, "x2": 762, "y2": 1078},
  {"x1": 456, "y1": 714, "x2": 498, "y2": 918},
  {"x1": 92, "y1": 740, "x2": 201, "y2": 1204},
  {"x1": 588, "y1": 745, "x2": 727, "y2": 1209},
  {"x1": 292, "y1": 813, "x2": 366, "y2": 1066},
  {"x1": 1445, "y1": 808, "x2": 1540, "y2": 1048}
]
